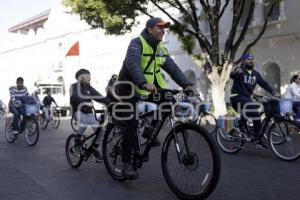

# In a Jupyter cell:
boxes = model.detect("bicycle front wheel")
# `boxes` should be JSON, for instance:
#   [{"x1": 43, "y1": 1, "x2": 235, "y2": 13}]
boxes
[
  {"x1": 51, "y1": 115, "x2": 60, "y2": 129},
  {"x1": 24, "y1": 117, "x2": 40, "y2": 146},
  {"x1": 197, "y1": 113, "x2": 217, "y2": 134},
  {"x1": 161, "y1": 123, "x2": 221, "y2": 200},
  {"x1": 216, "y1": 128, "x2": 244, "y2": 154},
  {"x1": 102, "y1": 122, "x2": 126, "y2": 181},
  {"x1": 39, "y1": 114, "x2": 48, "y2": 129},
  {"x1": 268, "y1": 120, "x2": 300, "y2": 161},
  {"x1": 65, "y1": 134, "x2": 83, "y2": 168}
]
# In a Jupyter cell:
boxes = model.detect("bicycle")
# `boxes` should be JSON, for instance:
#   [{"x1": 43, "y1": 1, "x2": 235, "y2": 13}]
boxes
[
  {"x1": 102, "y1": 89, "x2": 221, "y2": 200},
  {"x1": 65, "y1": 109, "x2": 106, "y2": 167},
  {"x1": 4, "y1": 104, "x2": 40, "y2": 146},
  {"x1": 0, "y1": 102, "x2": 7, "y2": 119},
  {"x1": 39, "y1": 106, "x2": 61, "y2": 129},
  {"x1": 216, "y1": 96, "x2": 300, "y2": 161},
  {"x1": 175, "y1": 94, "x2": 217, "y2": 134}
]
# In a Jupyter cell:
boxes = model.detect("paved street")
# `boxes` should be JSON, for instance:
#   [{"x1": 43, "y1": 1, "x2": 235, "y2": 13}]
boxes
[{"x1": 0, "y1": 117, "x2": 299, "y2": 200}]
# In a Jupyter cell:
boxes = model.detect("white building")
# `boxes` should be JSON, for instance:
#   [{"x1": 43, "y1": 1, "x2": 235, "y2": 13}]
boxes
[{"x1": 0, "y1": 0, "x2": 299, "y2": 105}]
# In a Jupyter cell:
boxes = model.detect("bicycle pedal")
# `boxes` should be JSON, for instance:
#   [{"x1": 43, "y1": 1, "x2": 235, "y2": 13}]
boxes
[
  {"x1": 244, "y1": 137, "x2": 252, "y2": 142},
  {"x1": 83, "y1": 156, "x2": 89, "y2": 161}
]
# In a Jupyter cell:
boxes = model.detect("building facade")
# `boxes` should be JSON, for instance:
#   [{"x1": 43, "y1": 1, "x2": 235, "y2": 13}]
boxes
[{"x1": 0, "y1": 0, "x2": 299, "y2": 105}]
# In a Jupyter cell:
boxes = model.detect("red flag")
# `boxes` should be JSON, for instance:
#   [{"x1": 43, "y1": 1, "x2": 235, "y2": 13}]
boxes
[{"x1": 66, "y1": 41, "x2": 79, "y2": 56}]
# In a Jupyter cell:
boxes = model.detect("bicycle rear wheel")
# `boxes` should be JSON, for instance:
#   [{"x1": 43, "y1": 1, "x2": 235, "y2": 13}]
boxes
[
  {"x1": 102, "y1": 122, "x2": 126, "y2": 181},
  {"x1": 4, "y1": 116, "x2": 16, "y2": 143},
  {"x1": 161, "y1": 123, "x2": 220, "y2": 200},
  {"x1": 24, "y1": 117, "x2": 40, "y2": 146},
  {"x1": 216, "y1": 128, "x2": 243, "y2": 154},
  {"x1": 71, "y1": 115, "x2": 79, "y2": 132},
  {"x1": 197, "y1": 113, "x2": 217, "y2": 134},
  {"x1": 65, "y1": 134, "x2": 83, "y2": 168},
  {"x1": 268, "y1": 120, "x2": 300, "y2": 161}
]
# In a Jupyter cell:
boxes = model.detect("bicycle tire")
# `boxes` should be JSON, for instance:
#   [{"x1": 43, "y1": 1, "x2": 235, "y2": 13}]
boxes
[
  {"x1": 24, "y1": 117, "x2": 40, "y2": 146},
  {"x1": 4, "y1": 117, "x2": 16, "y2": 143},
  {"x1": 197, "y1": 113, "x2": 217, "y2": 134},
  {"x1": 39, "y1": 114, "x2": 48, "y2": 129},
  {"x1": 65, "y1": 134, "x2": 83, "y2": 168},
  {"x1": 71, "y1": 115, "x2": 79, "y2": 132},
  {"x1": 51, "y1": 116, "x2": 60, "y2": 129},
  {"x1": 161, "y1": 123, "x2": 221, "y2": 200},
  {"x1": 268, "y1": 119, "x2": 300, "y2": 161},
  {"x1": 102, "y1": 122, "x2": 126, "y2": 181},
  {"x1": 216, "y1": 128, "x2": 243, "y2": 154}
]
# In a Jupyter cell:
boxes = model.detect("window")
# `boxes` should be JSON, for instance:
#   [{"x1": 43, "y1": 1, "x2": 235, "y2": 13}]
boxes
[{"x1": 263, "y1": 0, "x2": 280, "y2": 21}]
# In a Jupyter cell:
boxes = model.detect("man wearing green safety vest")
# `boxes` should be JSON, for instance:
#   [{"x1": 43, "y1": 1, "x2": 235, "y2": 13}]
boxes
[{"x1": 116, "y1": 17, "x2": 196, "y2": 180}]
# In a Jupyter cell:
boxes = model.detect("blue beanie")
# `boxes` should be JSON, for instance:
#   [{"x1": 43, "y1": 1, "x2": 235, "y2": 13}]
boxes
[{"x1": 242, "y1": 53, "x2": 254, "y2": 60}]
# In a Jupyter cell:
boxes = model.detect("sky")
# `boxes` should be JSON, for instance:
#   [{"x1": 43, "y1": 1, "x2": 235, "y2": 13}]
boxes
[{"x1": 0, "y1": 0, "x2": 55, "y2": 33}]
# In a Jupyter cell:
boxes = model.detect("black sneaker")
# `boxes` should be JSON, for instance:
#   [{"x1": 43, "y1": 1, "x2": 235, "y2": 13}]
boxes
[
  {"x1": 253, "y1": 139, "x2": 268, "y2": 149},
  {"x1": 122, "y1": 163, "x2": 138, "y2": 180},
  {"x1": 91, "y1": 147, "x2": 103, "y2": 163},
  {"x1": 11, "y1": 129, "x2": 19, "y2": 135},
  {"x1": 73, "y1": 137, "x2": 82, "y2": 154}
]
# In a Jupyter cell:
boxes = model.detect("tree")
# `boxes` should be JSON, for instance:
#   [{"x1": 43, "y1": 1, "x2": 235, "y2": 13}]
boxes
[{"x1": 64, "y1": 0, "x2": 283, "y2": 116}]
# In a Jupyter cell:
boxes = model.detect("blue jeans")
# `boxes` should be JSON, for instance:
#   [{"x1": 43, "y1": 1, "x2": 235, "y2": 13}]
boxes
[
  {"x1": 9, "y1": 106, "x2": 25, "y2": 131},
  {"x1": 76, "y1": 111, "x2": 102, "y2": 145},
  {"x1": 293, "y1": 101, "x2": 300, "y2": 122},
  {"x1": 230, "y1": 95, "x2": 262, "y2": 138}
]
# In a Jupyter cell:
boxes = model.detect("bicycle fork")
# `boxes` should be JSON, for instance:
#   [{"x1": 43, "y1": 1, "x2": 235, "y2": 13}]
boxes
[{"x1": 170, "y1": 118, "x2": 190, "y2": 164}]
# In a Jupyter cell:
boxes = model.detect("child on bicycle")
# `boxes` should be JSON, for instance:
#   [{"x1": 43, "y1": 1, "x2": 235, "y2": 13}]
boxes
[
  {"x1": 70, "y1": 68, "x2": 110, "y2": 162},
  {"x1": 42, "y1": 90, "x2": 58, "y2": 122}
]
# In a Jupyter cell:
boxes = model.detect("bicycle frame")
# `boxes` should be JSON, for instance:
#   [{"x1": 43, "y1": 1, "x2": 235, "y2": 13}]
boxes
[
  {"x1": 15, "y1": 114, "x2": 36, "y2": 134},
  {"x1": 134, "y1": 112, "x2": 169, "y2": 163},
  {"x1": 133, "y1": 106, "x2": 192, "y2": 168}
]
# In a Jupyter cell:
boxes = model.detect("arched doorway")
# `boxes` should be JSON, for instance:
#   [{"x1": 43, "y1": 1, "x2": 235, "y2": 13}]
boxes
[{"x1": 262, "y1": 62, "x2": 281, "y2": 94}]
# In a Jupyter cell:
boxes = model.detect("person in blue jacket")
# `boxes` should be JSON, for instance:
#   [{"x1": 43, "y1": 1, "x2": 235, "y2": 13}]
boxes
[
  {"x1": 230, "y1": 53, "x2": 279, "y2": 149},
  {"x1": 115, "y1": 17, "x2": 196, "y2": 179}
]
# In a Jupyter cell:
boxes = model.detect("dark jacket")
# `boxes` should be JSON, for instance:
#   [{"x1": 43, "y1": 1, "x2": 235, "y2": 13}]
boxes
[
  {"x1": 230, "y1": 65, "x2": 274, "y2": 97},
  {"x1": 42, "y1": 96, "x2": 56, "y2": 107},
  {"x1": 70, "y1": 82, "x2": 109, "y2": 114},
  {"x1": 118, "y1": 29, "x2": 192, "y2": 97}
]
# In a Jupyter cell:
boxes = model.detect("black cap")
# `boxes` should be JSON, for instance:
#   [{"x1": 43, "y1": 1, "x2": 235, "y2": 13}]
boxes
[
  {"x1": 75, "y1": 68, "x2": 90, "y2": 80},
  {"x1": 146, "y1": 17, "x2": 170, "y2": 28},
  {"x1": 16, "y1": 77, "x2": 24, "y2": 82}
]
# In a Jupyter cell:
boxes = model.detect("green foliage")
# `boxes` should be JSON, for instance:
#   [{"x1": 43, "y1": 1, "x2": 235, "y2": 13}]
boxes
[
  {"x1": 64, "y1": 0, "x2": 200, "y2": 52},
  {"x1": 63, "y1": 0, "x2": 144, "y2": 34},
  {"x1": 178, "y1": 34, "x2": 195, "y2": 55},
  {"x1": 64, "y1": 0, "x2": 284, "y2": 63},
  {"x1": 192, "y1": 54, "x2": 204, "y2": 61}
]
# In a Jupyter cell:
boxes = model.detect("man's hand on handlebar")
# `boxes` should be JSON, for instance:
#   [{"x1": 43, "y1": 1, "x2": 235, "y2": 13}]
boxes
[
  {"x1": 143, "y1": 83, "x2": 157, "y2": 93},
  {"x1": 272, "y1": 92, "x2": 280, "y2": 98},
  {"x1": 184, "y1": 85, "x2": 199, "y2": 95}
]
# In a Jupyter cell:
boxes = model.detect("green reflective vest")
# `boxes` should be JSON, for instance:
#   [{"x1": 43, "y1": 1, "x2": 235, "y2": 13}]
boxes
[{"x1": 135, "y1": 36, "x2": 168, "y2": 96}]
